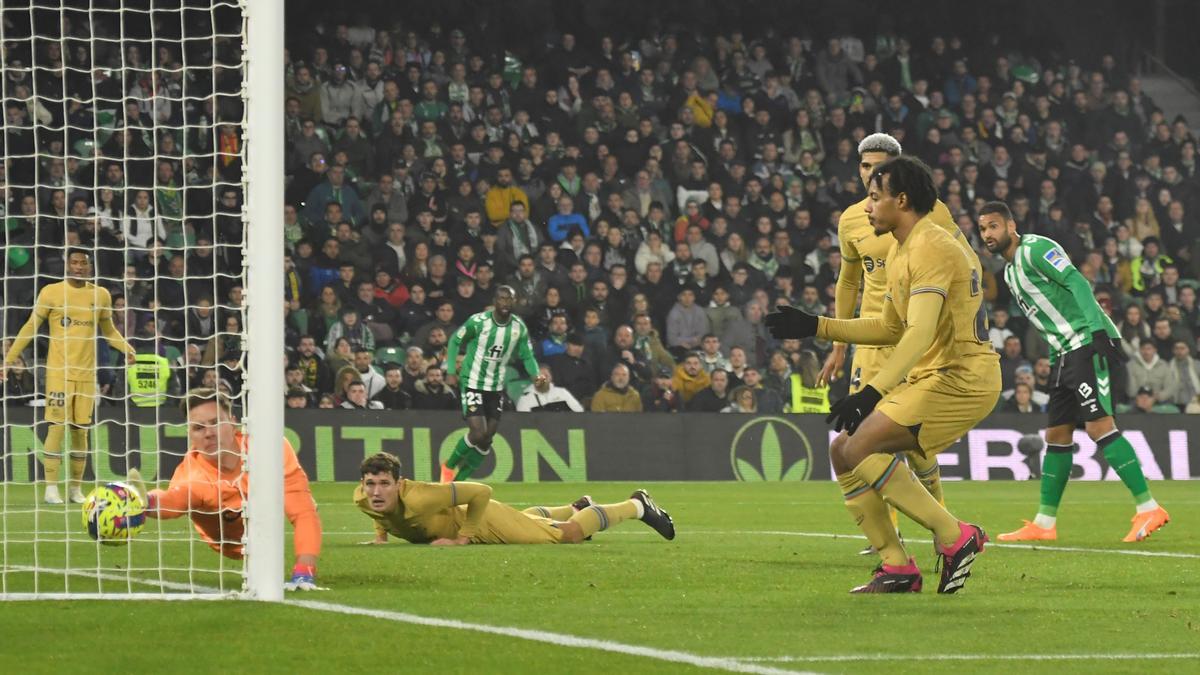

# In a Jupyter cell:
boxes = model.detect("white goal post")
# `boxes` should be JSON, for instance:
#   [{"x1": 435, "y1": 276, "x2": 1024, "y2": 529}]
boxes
[{"x1": 0, "y1": 0, "x2": 284, "y2": 601}]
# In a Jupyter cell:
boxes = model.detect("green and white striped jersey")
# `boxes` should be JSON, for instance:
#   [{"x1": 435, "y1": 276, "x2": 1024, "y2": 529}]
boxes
[
  {"x1": 447, "y1": 311, "x2": 540, "y2": 391},
  {"x1": 1002, "y1": 234, "x2": 1119, "y2": 362}
]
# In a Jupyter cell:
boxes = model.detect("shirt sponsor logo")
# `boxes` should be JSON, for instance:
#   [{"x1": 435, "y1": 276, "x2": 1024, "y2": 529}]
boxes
[{"x1": 1044, "y1": 248, "x2": 1069, "y2": 272}]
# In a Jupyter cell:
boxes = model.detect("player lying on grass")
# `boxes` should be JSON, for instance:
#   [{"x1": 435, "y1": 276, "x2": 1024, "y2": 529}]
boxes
[
  {"x1": 127, "y1": 388, "x2": 324, "y2": 590},
  {"x1": 356, "y1": 452, "x2": 675, "y2": 545},
  {"x1": 766, "y1": 156, "x2": 998, "y2": 594},
  {"x1": 979, "y1": 201, "x2": 1170, "y2": 543}
]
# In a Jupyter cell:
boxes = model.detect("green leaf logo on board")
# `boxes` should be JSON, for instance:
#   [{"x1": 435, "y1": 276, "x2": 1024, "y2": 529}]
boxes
[{"x1": 730, "y1": 416, "x2": 814, "y2": 481}]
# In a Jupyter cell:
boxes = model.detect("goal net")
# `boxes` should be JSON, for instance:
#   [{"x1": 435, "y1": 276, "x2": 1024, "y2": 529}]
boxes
[{"x1": 0, "y1": 0, "x2": 283, "y2": 600}]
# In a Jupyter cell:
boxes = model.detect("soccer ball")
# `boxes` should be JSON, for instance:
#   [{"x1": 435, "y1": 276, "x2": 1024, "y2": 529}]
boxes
[{"x1": 81, "y1": 482, "x2": 146, "y2": 545}]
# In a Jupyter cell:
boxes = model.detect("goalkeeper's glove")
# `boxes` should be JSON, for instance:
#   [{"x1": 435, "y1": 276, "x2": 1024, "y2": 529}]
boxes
[
  {"x1": 763, "y1": 305, "x2": 819, "y2": 340},
  {"x1": 1090, "y1": 330, "x2": 1128, "y2": 364},
  {"x1": 284, "y1": 563, "x2": 326, "y2": 592},
  {"x1": 125, "y1": 468, "x2": 155, "y2": 510},
  {"x1": 825, "y1": 385, "x2": 883, "y2": 435}
]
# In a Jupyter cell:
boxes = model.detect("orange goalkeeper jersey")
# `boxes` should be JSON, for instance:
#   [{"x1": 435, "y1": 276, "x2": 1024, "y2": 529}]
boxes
[{"x1": 151, "y1": 433, "x2": 322, "y2": 560}]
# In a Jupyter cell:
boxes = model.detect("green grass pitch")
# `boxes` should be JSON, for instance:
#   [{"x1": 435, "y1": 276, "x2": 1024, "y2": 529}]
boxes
[{"x1": 1, "y1": 480, "x2": 1197, "y2": 674}]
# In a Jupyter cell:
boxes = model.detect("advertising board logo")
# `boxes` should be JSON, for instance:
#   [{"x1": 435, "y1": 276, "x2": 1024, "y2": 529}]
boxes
[{"x1": 729, "y1": 416, "x2": 813, "y2": 481}]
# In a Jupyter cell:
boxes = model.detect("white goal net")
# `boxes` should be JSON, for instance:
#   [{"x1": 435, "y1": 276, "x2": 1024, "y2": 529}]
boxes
[{"x1": 0, "y1": 0, "x2": 283, "y2": 600}]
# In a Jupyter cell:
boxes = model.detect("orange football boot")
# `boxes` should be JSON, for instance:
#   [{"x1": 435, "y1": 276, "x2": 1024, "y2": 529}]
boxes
[
  {"x1": 1123, "y1": 506, "x2": 1170, "y2": 542},
  {"x1": 997, "y1": 520, "x2": 1057, "y2": 542}
]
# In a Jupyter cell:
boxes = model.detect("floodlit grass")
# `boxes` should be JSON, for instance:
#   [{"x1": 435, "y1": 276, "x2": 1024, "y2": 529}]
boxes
[{"x1": 2, "y1": 481, "x2": 1197, "y2": 674}]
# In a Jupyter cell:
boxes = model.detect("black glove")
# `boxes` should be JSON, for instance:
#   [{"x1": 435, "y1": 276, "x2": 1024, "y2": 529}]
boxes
[
  {"x1": 1090, "y1": 330, "x2": 1128, "y2": 364},
  {"x1": 764, "y1": 305, "x2": 819, "y2": 340},
  {"x1": 825, "y1": 385, "x2": 883, "y2": 435}
]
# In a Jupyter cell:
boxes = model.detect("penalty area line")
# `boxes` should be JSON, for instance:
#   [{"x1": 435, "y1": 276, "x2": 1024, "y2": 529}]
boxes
[
  {"x1": 286, "y1": 599, "x2": 819, "y2": 675},
  {"x1": 730, "y1": 653, "x2": 1200, "y2": 663}
]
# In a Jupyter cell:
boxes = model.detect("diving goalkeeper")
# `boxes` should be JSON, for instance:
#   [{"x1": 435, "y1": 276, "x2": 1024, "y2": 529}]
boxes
[
  {"x1": 2, "y1": 249, "x2": 137, "y2": 504},
  {"x1": 356, "y1": 452, "x2": 675, "y2": 545},
  {"x1": 129, "y1": 388, "x2": 325, "y2": 590}
]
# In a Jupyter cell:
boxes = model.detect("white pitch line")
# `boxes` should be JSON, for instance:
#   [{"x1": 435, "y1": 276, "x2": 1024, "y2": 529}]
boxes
[
  {"x1": 287, "y1": 599, "x2": 818, "y2": 675},
  {"x1": 733, "y1": 653, "x2": 1200, "y2": 663},
  {"x1": 3, "y1": 564, "x2": 232, "y2": 597}
]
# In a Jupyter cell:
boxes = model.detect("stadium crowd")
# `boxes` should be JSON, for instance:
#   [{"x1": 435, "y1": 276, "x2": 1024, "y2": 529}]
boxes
[{"x1": 3, "y1": 6, "x2": 1200, "y2": 416}]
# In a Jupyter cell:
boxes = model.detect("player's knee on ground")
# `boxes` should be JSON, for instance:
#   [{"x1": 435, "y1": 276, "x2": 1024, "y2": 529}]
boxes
[{"x1": 557, "y1": 520, "x2": 585, "y2": 543}]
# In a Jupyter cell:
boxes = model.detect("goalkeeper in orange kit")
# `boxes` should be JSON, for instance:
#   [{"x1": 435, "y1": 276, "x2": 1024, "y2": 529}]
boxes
[{"x1": 127, "y1": 388, "x2": 325, "y2": 590}]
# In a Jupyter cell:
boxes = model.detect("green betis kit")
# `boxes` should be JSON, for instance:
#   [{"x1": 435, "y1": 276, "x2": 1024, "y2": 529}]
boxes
[{"x1": 998, "y1": 234, "x2": 1160, "y2": 534}]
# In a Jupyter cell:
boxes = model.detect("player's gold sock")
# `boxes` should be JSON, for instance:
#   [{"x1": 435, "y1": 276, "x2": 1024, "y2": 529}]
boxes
[
  {"x1": 42, "y1": 426, "x2": 65, "y2": 484},
  {"x1": 852, "y1": 454, "x2": 961, "y2": 546},
  {"x1": 567, "y1": 501, "x2": 640, "y2": 538},
  {"x1": 887, "y1": 504, "x2": 900, "y2": 532},
  {"x1": 837, "y1": 471, "x2": 907, "y2": 566},
  {"x1": 906, "y1": 451, "x2": 945, "y2": 506},
  {"x1": 523, "y1": 505, "x2": 575, "y2": 520},
  {"x1": 68, "y1": 428, "x2": 90, "y2": 490}
]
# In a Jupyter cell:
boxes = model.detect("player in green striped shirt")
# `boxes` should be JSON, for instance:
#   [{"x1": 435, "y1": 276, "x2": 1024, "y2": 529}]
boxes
[
  {"x1": 441, "y1": 286, "x2": 545, "y2": 481},
  {"x1": 980, "y1": 202, "x2": 1170, "y2": 543}
]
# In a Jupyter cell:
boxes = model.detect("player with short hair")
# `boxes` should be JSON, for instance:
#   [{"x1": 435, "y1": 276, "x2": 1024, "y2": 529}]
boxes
[
  {"x1": 441, "y1": 286, "x2": 545, "y2": 481},
  {"x1": 130, "y1": 388, "x2": 324, "y2": 590},
  {"x1": 820, "y1": 133, "x2": 976, "y2": 554},
  {"x1": 766, "y1": 156, "x2": 999, "y2": 594},
  {"x1": 357, "y1": 452, "x2": 675, "y2": 545},
  {"x1": 979, "y1": 201, "x2": 1169, "y2": 542},
  {"x1": 2, "y1": 249, "x2": 137, "y2": 504}
]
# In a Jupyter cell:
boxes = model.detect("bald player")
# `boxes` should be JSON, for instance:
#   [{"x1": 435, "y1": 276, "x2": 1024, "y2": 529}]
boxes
[
  {"x1": 2, "y1": 249, "x2": 137, "y2": 504},
  {"x1": 767, "y1": 157, "x2": 998, "y2": 593},
  {"x1": 820, "y1": 133, "x2": 976, "y2": 552},
  {"x1": 356, "y1": 452, "x2": 675, "y2": 545}
]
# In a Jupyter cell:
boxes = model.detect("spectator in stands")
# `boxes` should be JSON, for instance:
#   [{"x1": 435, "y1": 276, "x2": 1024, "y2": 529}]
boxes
[
  {"x1": 539, "y1": 315, "x2": 570, "y2": 359},
  {"x1": 1127, "y1": 340, "x2": 1179, "y2": 406},
  {"x1": 286, "y1": 387, "x2": 311, "y2": 409},
  {"x1": 698, "y1": 334, "x2": 731, "y2": 374},
  {"x1": 644, "y1": 370, "x2": 683, "y2": 413},
  {"x1": 548, "y1": 334, "x2": 600, "y2": 403},
  {"x1": 687, "y1": 368, "x2": 731, "y2": 412},
  {"x1": 412, "y1": 365, "x2": 457, "y2": 409},
  {"x1": 666, "y1": 287, "x2": 709, "y2": 351},
  {"x1": 373, "y1": 364, "x2": 412, "y2": 410},
  {"x1": 672, "y1": 352, "x2": 711, "y2": 405},
  {"x1": 341, "y1": 380, "x2": 384, "y2": 410},
  {"x1": 1170, "y1": 340, "x2": 1200, "y2": 409},
  {"x1": 516, "y1": 364, "x2": 584, "y2": 412},
  {"x1": 999, "y1": 382, "x2": 1041, "y2": 413},
  {"x1": 1128, "y1": 386, "x2": 1178, "y2": 414},
  {"x1": 722, "y1": 385, "x2": 759, "y2": 413},
  {"x1": 988, "y1": 307, "x2": 1015, "y2": 351},
  {"x1": 998, "y1": 335, "x2": 1029, "y2": 390},
  {"x1": 591, "y1": 364, "x2": 643, "y2": 412}
]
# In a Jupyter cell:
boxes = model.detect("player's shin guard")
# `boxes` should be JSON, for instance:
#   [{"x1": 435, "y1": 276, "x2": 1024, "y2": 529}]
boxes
[
  {"x1": 838, "y1": 471, "x2": 908, "y2": 566},
  {"x1": 41, "y1": 425, "x2": 65, "y2": 483},
  {"x1": 1097, "y1": 432, "x2": 1154, "y2": 506},
  {"x1": 454, "y1": 444, "x2": 491, "y2": 481},
  {"x1": 68, "y1": 428, "x2": 89, "y2": 487},
  {"x1": 906, "y1": 451, "x2": 945, "y2": 506},
  {"x1": 852, "y1": 454, "x2": 961, "y2": 546},
  {"x1": 1038, "y1": 443, "x2": 1074, "y2": 522},
  {"x1": 568, "y1": 501, "x2": 639, "y2": 538}
]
